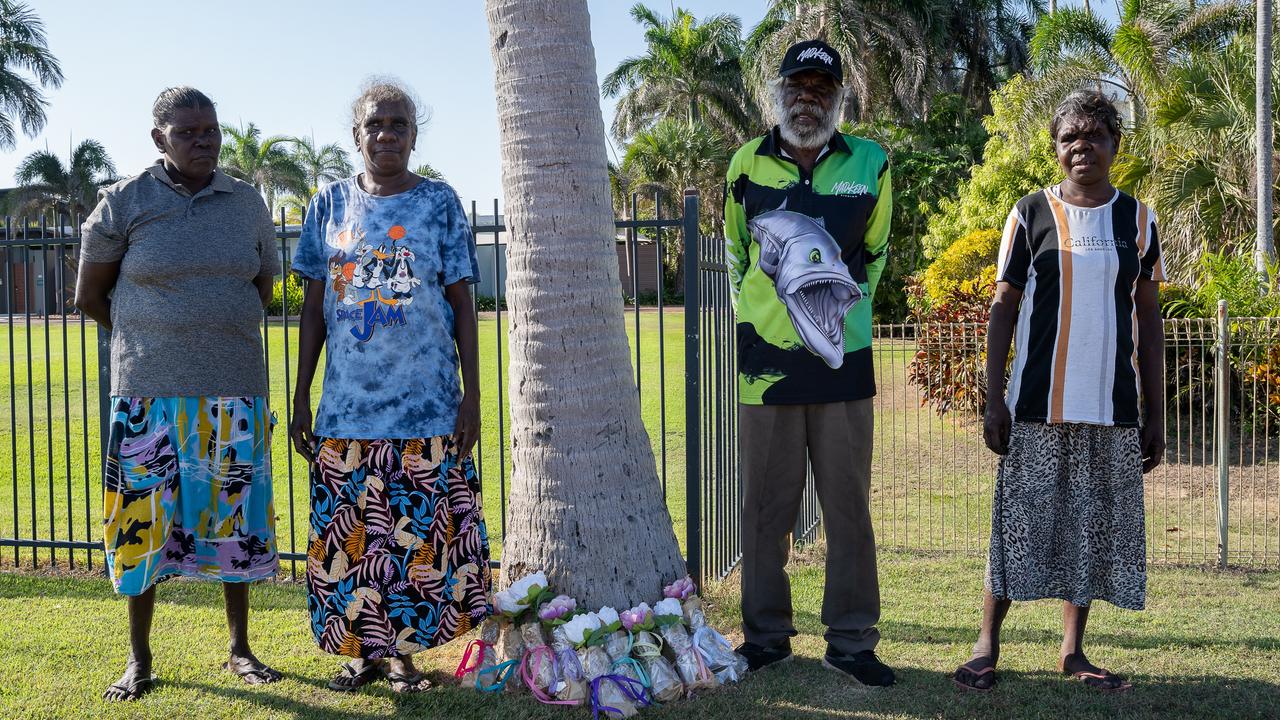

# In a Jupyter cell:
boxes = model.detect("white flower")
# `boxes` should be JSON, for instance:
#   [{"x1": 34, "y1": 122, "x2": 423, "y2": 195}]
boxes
[
  {"x1": 654, "y1": 598, "x2": 683, "y2": 617},
  {"x1": 493, "y1": 588, "x2": 527, "y2": 616},
  {"x1": 563, "y1": 612, "x2": 602, "y2": 646},
  {"x1": 508, "y1": 571, "x2": 549, "y2": 601},
  {"x1": 596, "y1": 606, "x2": 620, "y2": 627}
]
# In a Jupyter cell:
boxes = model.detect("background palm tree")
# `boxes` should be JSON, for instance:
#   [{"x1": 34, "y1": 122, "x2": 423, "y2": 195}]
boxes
[
  {"x1": 1141, "y1": 34, "x2": 1279, "y2": 279},
  {"x1": 603, "y1": 3, "x2": 760, "y2": 142},
  {"x1": 218, "y1": 122, "x2": 306, "y2": 213},
  {"x1": 1027, "y1": 0, "x2": 1250, "y2": 122},
  {"x1": 484, "y1": 0, "x2": 685, "y2": 607},
  {"x1": 8, "y1": 139, "x2": 115, "y2": 220},
  {"x1": 0, "y1": 0, "x2": 61, "y2": 150},
  {"x1": 289, "y1": 135, "x2": 352, "y2": 195},
  {"x1": 936, "y1": 0, "x2": 1042, "y2": 113},
  {"x1": 412, "y1": 162, "x2": 444, "y2": 180},
  {"x1": 622, "y1": 118, "x2": 728, "y2": 218}
]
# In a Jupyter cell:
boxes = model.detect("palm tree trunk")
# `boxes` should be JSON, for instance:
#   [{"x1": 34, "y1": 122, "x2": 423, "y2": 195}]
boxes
[
  {"x1": 1258, "y1": 0, "x2": 1275, "y2": 275},
  {"x1": 484, "y1": 0, "x2": 686, "y2": 608}
]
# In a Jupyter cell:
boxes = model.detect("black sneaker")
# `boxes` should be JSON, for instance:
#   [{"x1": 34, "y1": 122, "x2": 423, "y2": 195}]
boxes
[
  {"x1": 735, "y1": 641, "x2": 793, "y2": 672},
  {"x1": 822, "y1": 647, "x2": 895, "y2": 686}
]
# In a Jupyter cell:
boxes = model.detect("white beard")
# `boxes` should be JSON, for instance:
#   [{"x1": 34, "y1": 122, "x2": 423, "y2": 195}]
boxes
[{"x1": 770, "y1": 80, "x2": 842, "y2": 151}]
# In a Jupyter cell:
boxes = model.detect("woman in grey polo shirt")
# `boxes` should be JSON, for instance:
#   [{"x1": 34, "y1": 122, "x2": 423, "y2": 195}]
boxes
[{"x1": 75, "y1": 87, "x2": 282, "y2": 701}]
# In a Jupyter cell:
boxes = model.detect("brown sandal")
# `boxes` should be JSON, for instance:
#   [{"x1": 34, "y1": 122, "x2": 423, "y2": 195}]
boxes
[{"x1": 1067, "y1": 668, "x2": 1133, "y2": 693}]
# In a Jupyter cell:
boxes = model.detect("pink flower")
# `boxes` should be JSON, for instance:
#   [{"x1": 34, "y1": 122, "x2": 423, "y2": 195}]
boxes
[
  {"x1": 620, "y1": 603, "x2": 653, "y2": 631},
  {"x1": 663, "y1": 575, "x2": 696, "y2": 601},
  {"x1": 538, "y1": 594, "x2": 577, "y2": 623}
]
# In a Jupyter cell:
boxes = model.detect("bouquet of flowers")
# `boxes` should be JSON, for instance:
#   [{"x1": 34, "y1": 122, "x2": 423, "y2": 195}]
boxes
[
  {"x1": 668, "y1": 576, "x2": 748, "y2": 684},
  {"x1": 518, "y1": 588, "x2": 565, "y2": 702},
  {"x1": 621, "y1": 602, "x2": 684, "y2": 703},
  {"x1": 654, "y1": 597, "x2": 717, "y2": 693},
  {"x1": 523, "y1": 594, "x2": 583, "y2": 705},
  {"x1": 454, "y1": 616, "x2": 505, "y2": 691},
  {"x1": 598, "y1": 607, "x2": 651, "y2": 704},
  {"x1": 547, "y1": 607, "x2": 590, "y2": 705},
  {"x1": 492, "y1": 571, "x2": 551, "y2": 691},
  {"x1": 565, "y1": 612, "x2": 645, "y2": 719}
]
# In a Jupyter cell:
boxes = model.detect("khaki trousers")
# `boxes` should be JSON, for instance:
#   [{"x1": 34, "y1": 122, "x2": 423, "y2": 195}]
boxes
[{"x1": 739, "y1": 399, "x2": 880, "y2": 655}]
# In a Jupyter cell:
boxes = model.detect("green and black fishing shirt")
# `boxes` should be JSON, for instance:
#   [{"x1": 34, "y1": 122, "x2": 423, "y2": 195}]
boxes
[{"x1": 724, "y1": 127, "x2": 892, "y2": 405}]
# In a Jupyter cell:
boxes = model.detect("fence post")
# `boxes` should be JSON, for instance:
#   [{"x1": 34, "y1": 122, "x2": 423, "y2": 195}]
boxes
[
  {"x1": 1215, "y1": 299, "x2": 1229, "y2": 569},
  {"x1": 97, "y1": 323, "x2": 110, "y2": 460},
  {"x1": 683, "y1": 189, "x2": 701, "y2": 589}
]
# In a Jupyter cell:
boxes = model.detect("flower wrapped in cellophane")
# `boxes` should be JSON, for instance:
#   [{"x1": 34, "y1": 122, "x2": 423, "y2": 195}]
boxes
[
  {"x1": 566, "y1": 612, "x2": 644, "y2": 719},
  {"x1": 549, "y1": 620, "x2": 589, "y2": 705},
  {"x1": 492, "y1": 571, "x2": 550, "y2": 691},
  {"x1": 667, "y1": 576, "x2": 748, "y2": 684},
  {"x1": 654, "y1": 597, "x2": 717, "y2": 693},
  {"x1": 598, "y1": 607, "x2": 651, "y2": 705},
  {"x1": 454, "y1": 616, "x2": 506, "y2": 691},
  {"x1": 517, "y1": 586, "x2": 564, "y2": 702},
  {"x1": 621, "y1": 602, "x2": 683, "y2": 703}
]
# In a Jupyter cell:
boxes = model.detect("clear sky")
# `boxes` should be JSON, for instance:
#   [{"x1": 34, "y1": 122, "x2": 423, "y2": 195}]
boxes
[{"x1": 5, "y1": 1, "x2": 1115, "y2": 207}]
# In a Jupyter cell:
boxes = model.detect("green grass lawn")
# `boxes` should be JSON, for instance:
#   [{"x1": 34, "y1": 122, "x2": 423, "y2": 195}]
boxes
[{"x1": 1, "y1": 549, "x2": 1276, "y2": 720}]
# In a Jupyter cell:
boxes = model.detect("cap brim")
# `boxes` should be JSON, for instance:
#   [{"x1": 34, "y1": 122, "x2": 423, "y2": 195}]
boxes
[{"x1": 779, "y1": 66, "x2": 842, "y2": 82}]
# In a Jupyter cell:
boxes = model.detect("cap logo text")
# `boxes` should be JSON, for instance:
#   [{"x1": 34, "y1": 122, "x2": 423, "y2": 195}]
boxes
[{"x1": 797, "y1": 47, "x2": 834, "y2": 65}]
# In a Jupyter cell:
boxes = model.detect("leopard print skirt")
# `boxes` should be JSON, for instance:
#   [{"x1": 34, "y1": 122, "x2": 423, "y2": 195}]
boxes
[{"x1": 985, "y1": 421, "x2": 1146, "y2": 610}]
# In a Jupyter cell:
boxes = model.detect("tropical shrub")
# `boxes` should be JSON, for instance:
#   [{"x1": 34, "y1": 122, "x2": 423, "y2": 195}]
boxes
[
  {"x1": 267, "y1": 273, "x2": 305, "y2": 316},
  {"x1": 906, "y1": 276, "x2": 993, "y2": 416},
  {"x1": 922, "y1": 76, "x2": 1060, "y2": 260},
  {"x1": 917, "y1": 229, "x2": 1001, "y2": 310}
]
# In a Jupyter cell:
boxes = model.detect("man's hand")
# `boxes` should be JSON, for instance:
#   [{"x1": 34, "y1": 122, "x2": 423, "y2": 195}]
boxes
[
  {"x1": 983, "y1": 398, "x2": 1012, "y2": 455},
  {"x1": 454, "y1": 392, "x2": 480, "y2": 459}
]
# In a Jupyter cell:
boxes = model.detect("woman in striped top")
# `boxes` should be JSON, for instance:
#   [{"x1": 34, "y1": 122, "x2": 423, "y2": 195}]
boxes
[{"x1": 953, "y1": 90, "x2": 1165, "y2": 694}]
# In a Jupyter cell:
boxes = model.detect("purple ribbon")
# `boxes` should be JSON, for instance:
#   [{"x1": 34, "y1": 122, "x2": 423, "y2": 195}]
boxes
[
  {"x1": 557, "y1": 647, "x2": 584, "y2": 681},
  {"x1": 590, "y1": 673, "x2": 651, "y2": 720}
]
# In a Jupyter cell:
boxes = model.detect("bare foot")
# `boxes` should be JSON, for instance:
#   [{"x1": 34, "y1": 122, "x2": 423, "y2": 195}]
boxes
[{"x1": 103, "y1": 654, "x2": 155, "y2": 702}]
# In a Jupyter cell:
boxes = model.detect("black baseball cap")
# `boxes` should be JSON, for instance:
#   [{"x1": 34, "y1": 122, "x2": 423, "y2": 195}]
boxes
[{"x1": 779, "y1": 40, "x2": 843, "y2": 83}]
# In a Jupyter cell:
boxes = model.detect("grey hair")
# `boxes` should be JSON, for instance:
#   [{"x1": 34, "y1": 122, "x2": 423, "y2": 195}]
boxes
[
  {"x1": 1050, "y1": 89, "x2": 1123, "y2": 143},
  {"x1": 766, "y1": 76, "x2": 848, "y2": 125},
  {"x1": 351, "y1": 77, "x2": 428, "y2": 128},
  {"x1": 767, "y1": 76, "x2": 847, "y2": 150},
  {"x1": 152, "y1": 86, "x2": 215, "y2": 127}
]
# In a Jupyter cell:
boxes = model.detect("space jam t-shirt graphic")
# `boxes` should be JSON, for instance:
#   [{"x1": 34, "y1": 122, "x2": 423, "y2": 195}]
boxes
[{"x1": 293, "y1": 176, "x2": 479, "y2": 439}]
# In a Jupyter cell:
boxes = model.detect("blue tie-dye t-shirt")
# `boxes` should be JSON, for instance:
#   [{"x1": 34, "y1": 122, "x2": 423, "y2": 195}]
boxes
[{"x1": 292, "y1": 176, "x2": 479, "y2": 439}]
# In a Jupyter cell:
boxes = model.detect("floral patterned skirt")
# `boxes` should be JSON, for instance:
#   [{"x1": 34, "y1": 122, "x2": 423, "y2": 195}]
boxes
[
  {"x1": 103, "y1": 396, "x2": 279, "y2": 596},
  {"x1": 306, "y1": 435, "x2": 492, "y2": 659}
]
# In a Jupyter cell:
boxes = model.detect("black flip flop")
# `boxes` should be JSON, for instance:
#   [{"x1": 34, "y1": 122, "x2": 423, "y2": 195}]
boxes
[
  {"x1": 384, "y1": 669, "x2": 431, "y2": 694},
  {"x1": 223, "y1": 660, "x2": 282, "y2": 685},
  {"x1": 103, "y1": 675, "x2": 157, "y2": 702},
  {"x1": 328, "y1": 661, "x2": 384, "y2": 692},
  {"x1": 1067, "y1": 668, "x2": 1133, "y2": 693},
  {"x1": 952, "y1": 657, "x2": 997, "y2": 693}
]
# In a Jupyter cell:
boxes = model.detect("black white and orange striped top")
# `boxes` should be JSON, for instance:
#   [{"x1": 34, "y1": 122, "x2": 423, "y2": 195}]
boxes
[{"x1": 996, "y1": 186, "x2": 1166, "y2": 428}]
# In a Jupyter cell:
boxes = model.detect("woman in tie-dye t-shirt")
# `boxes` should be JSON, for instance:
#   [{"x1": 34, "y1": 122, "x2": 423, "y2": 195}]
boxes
[{"x1": 291, "y1": 81, "x2": 491, "y2": 694}]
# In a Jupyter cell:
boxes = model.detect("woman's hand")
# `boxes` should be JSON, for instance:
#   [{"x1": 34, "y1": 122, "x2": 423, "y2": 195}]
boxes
[
  {"x1": 290, "y1": 395, "x2": 317, "y2": 463},
  {"x1": 1141, "y1": 419, "x2": 1166, "y2": 474},
  {"x1": 983, "y1": 398, "x2": 1012, "y2": 455},
  {"x1": 454, "y1": 392, "x2": 480, "y2": 459}
]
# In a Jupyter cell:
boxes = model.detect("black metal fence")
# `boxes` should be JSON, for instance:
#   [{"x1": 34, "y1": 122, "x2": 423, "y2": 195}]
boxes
[{"x1": 3, "y1": 206, "x2": 1278, "y2": 589}]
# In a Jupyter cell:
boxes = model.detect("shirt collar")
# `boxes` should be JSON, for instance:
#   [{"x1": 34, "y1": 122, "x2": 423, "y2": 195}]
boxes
[
  {"x1": 146, "y1": 160, "x2": 235, "y2": 196},
  {"x1": 756, "y1": 126, "x2": 852, "y2": 161}
]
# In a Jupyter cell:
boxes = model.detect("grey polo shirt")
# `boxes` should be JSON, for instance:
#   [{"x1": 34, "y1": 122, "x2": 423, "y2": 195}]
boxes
[{"x1": 79, "y1": 162, "x2": 281, "y2": 397}]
